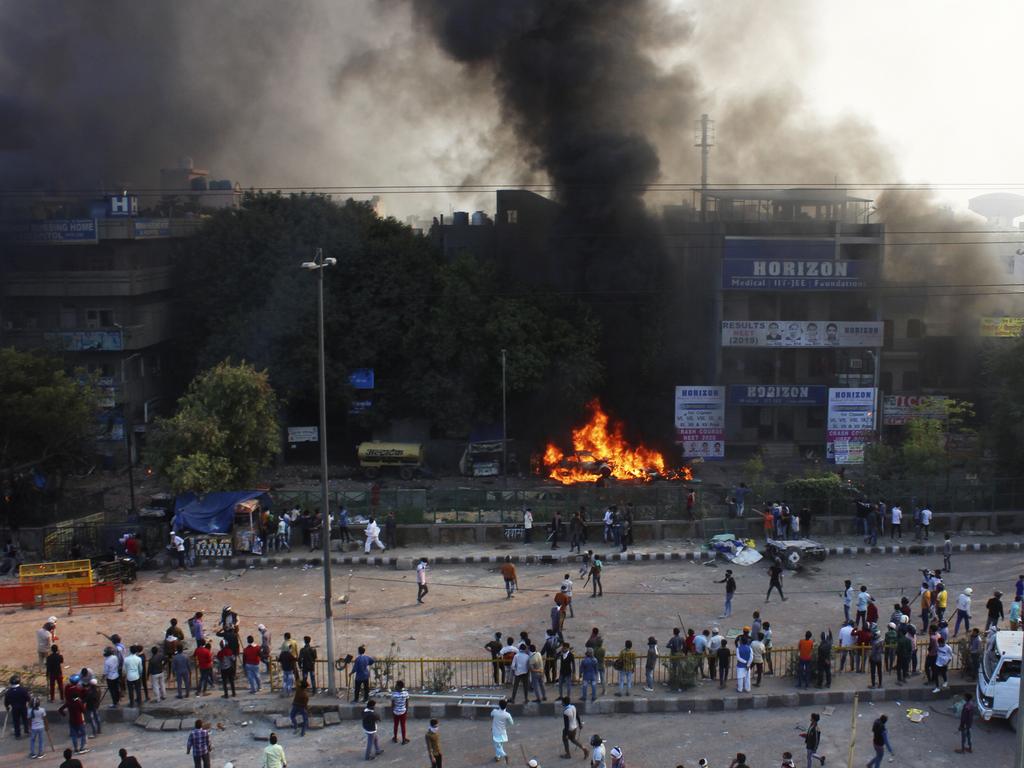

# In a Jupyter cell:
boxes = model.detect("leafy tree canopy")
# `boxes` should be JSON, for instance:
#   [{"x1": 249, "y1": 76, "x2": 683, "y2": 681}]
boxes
[
  {"x1": 148, "y1": 360, "x2": 280, "y2": 494},
  {"x1": 173, "y1": 194, "x2": 603, "y2": 441},
  {"x1": 0, "y1": 347, "x2": 97, "y2": 474}
]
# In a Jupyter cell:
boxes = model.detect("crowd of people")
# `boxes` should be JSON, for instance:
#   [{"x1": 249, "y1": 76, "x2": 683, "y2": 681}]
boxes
[{"x1": 6, "y1": 523, "x2": 1022, "y2": 767}]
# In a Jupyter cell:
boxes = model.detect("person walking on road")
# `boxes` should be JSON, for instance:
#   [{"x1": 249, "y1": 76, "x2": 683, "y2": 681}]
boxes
[
  {"x1": 588, "y1": 556, "x2": 603, "y2": 598},
  {"x1": 290, "y1": 680, "x2": 309, "y2": 737},
  {"x1": 262, "y1": 732, "x2": 287, "y2": 768},
  {"x1": 185, "y1": 719, "x2": 212, "y2": 768},
  {"x1": 985, "y1": 591, "x2": 1004, "y2": 630},
  {"x1": 717, "y1": 570, "x2": 737, "y2": 618},
  {"x1": 802, "y1": 712, "x2": 826, "y2": 768},
  {"x1": 766, "y1": 562, "x2": 786, "y2": 602},
  {"x1": 425, "y1": 719, "x2": 442, "y2": 768},
  {"x1": 501, "y1": 556, "x2": 518, "y2": 599},
  {"x1": 362, "y1": 699, "x2": 384, "y2": 761},
  {"x1": 867, "y1": 715, "x2": 894, "y2": 768},
  {"x1": 364, "y1": 517, "x2": 386, "y2": 553},
  {"x1": 416, "y1": 558, "x2": 429, "y2": 604},
  {"x1": 490, "y1": 699, "x2": 514, "y2": 764},
  {"x1": 953, "y1": 588, "x2": 973, "y2": 636},
  {"x1": 561, "y1": 697, "x2": 588, "y2": 759},
  {"x1": 842, "y1": 580, "x2": 854, "y2": 623},
  {"x1": 955, "y1": 693, "x2": 974, "y2": 754}
]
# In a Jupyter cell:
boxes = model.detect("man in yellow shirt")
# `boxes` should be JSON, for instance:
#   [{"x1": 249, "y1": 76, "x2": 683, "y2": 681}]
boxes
[
  {"x1": 262, "y1": 732, "x2": 287, "y2": 768},
  {"x1": 935, "y1": 584, "x2": 948, "y2": 623}
]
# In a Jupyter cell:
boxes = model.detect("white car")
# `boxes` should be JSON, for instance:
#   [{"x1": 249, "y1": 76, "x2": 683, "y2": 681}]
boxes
[{"x1": 977, "y1": 629, "x2": 1022, "y2": 727}]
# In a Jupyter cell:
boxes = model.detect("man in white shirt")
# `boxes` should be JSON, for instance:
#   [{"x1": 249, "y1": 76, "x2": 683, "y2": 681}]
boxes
[
  {"x1": 561, "y1": 574, "x2": 574, "y2": 618},
  {"x1": 890, "y1": 505, "x2": 902, "y2": 540},
  {"x1": 954, "y1": 588, "x2": 973, "y2": 636},
  {"x1": 364, "y1": 517, "x2": 386, "y2": 553},
  {"x1": 510, "y1": 645, "x2": 531, "y2": 703},
  {"x1": 561, "y1": 696, "x2": 587, "y2": 758},
  {"x1": 919, "y1": 506, "x2": 933, "y2": 540},
  {"x1": 416, "y1": 558, "x2": 429, "y2": 604},
  {"x1": 602, "y1": 508, "x2": 614, "y2": 542},
  {"x1": 523, "y1": 509, "x2": 534, "y2": 544},
  {"x1": 170, "y1": 531, "x2": 186, "y2": 569},
  {"x1": 591, "y1": 735, "x2": 606, "y2": 768},
  {"x1": 122, "y1": 646, "x2": 144, "y2": 707},
  {"x1": 490, "y1": 699, "x2": 514, "y2": 764},
  {"x1": 263, "y1": 732, "x2": 287, "y2": 768},
  {"x1": 838, "y1": 621, "x2": 856, "y2": 672},
  {"x1": 707, "y1": 628, "x2": 723, "y2": 680}
]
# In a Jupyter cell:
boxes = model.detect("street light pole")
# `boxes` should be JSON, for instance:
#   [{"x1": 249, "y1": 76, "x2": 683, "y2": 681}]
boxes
[
  {"x1": 302, "y1": 248, "x2": 337, "y2": 695},
  {"x1": 501, "y1": 348, "x2": 507, "y2": 484}
]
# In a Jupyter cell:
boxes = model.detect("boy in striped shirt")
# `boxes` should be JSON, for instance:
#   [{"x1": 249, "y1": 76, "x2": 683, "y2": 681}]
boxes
[{"x1": 390, "y1": 680, "x2": 410, "y2": 744}]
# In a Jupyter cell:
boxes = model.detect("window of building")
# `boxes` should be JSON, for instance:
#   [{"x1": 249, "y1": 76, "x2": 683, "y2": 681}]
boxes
[
  {"x1": 809, "y1": 351, "x2": 832, "y2": 378},
  {"x1": 880, "y1": 371, "x2": 893, "y2": 392},
  {"x1": 506, "y1": 209, "x2": 518, "y2": 224},
  {"x1": 906, "y1": 319, "x2": 926, "y2": 339},
  {"x1": 741, "y1": 407, "x2": 761, "y2": 430},
  {"x1": 748, "y1": 294, "x2": 776, "y2": 320},
  {"x1": 85, "y1": 309, "x2": 114, "y2": 328},
  {"x1": 778, "y1": 352, "x2": 795, "y2": 381},
  {"x1": 883, "y1": 319, "x2": 893, "y2": 348},
  {"x1": 903, "y1": 370, "x2": 920, "y2": 391},
  {"x1": 60, "y1": 307, "x2": 77, "y2": 329}
]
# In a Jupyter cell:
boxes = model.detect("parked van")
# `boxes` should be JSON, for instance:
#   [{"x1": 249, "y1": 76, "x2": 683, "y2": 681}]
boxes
[{"x1": 977, "y1": 629, "x2": 1022, "y2": 727}]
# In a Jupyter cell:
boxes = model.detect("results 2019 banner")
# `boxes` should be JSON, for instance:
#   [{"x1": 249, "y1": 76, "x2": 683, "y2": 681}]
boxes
[
  {"x1": 826, "y1": 387, "x2": 876, "y2": 465},
  {"x1": 674, "y1": 386, "x2": 724, "y2": 459},
  {"x1": 721, "y1": 320, "x2": 883, "y2": 347},
  {"x1": 722, "y1": 238, "x2": 874, "y2": 291}
]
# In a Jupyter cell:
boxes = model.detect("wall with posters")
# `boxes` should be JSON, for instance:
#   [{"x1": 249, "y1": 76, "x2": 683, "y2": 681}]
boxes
[
  {"x1": 826, "y1": 387, "x2": 876, "y2": 464},
  {"x1": 674, "y1": 386, "x2": 724, "y2": 459},
  {"x1": 721, "y1": 320, "x2": 882, "y2": 348}
]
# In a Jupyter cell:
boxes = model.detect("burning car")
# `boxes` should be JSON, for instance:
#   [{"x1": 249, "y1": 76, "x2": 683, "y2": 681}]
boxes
[{"x1": 542, "y1": 400, "x2": 691, "y2": 485}]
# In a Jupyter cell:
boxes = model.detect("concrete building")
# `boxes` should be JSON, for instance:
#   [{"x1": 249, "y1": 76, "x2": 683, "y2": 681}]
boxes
[{"x1": 1, "y1": 208, "x2": 201, "y2": 464}]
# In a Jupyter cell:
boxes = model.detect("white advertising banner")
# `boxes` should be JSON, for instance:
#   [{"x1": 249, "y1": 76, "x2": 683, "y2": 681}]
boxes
[
  {"x1": 721, "y1": 320, "x2": 883, "y2": 348},
  {"x1": 674, "y1": 386, "x2": 725, "y2": 459},
  {"x1": 826, "y1": 387, "x2": 876, "y2": 464},
  {"x1": 882, "y1": 395, "x2": 948, "y2": 426}
]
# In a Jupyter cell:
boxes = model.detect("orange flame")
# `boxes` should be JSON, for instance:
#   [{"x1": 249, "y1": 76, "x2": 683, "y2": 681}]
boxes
[{"x1": 543, "y1": 399, "x2": 692, "y2": 484}]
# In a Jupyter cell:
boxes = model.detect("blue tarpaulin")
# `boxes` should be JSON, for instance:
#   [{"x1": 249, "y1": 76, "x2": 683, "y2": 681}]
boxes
[{"x1": 172, "y1": 491, "x2": 270, "y2": 534}]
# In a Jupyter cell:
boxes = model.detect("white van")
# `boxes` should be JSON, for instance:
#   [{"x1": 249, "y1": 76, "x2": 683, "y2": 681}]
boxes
[{"x1": 977, "y1": 629, "x2": 1022, "y2": 726}]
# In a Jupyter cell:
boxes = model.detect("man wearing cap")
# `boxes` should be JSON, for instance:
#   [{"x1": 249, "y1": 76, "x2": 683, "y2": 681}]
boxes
[
  {"x1": 954, "y1": 588, "x2": 972, "y2": 636},
  {"x1": 986, "y1": 590, "x2": 1005, "y2": 630},
  {"x1": 37, "y1": 620, "x2": 55, "y2": 666},
  {"x1": 590, "y1": 735, "x2": 606, "y2": 768},
  {"x1": 609, "y1": 746, "x2": 625, "y2": 768}
]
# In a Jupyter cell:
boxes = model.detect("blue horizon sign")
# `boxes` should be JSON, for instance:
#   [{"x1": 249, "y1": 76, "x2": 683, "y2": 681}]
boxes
[
  {"x1": 728, "y1": 384, "x2": 828, "y2": 406},
  {"x1": 723, "y1": 238, "x2": 874, "y2": 290},
  {"x1": 6, "y1": 218, "x2": 98, "y2": 244}
]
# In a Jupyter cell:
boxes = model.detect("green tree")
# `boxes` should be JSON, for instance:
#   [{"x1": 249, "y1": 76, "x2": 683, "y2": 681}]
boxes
[
  {"x1": 0, "y1": 347, "x2": 97, "y2": 474},
  {"x1": 148, "y1": 361, "x2": 280, "y2": 494}
]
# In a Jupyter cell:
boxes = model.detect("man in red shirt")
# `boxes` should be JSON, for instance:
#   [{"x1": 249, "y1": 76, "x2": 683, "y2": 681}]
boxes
[
  {"x1": 194, "y1": 642, "x2": 214, "y2": 695},
  {"x1": 855, "y1": 626, "x2": 873, "y2": 673},
  {"x1": 796, "y1": 631, "x2": 814, "y2": 688},
  {"x1": 242, "y1": 635, "x2": 263, "y2": 694},
  {"x1": 58, "y1": 691, "x2": 89, "y2": 753}
]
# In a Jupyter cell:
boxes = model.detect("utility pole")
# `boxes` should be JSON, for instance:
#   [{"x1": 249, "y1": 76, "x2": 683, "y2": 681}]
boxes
[
  {"x1": 694, "y1": 113, "x2": 714, "y2": 222},
  {"x1": 501, "y1": 348, "x2": 508, "y2": 485},
  {"x1": 301, "y1": 247, "x2": 337, "y2": 695}
]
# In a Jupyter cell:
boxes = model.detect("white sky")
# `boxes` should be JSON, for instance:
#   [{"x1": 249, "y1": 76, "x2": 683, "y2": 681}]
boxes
[{"x1": 804, "y1": 1, "x2": 1021, "y2": 211}]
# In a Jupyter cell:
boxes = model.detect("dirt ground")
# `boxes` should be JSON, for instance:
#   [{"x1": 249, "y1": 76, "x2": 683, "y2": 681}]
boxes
[
  {"x1": 4, "y1": 548, "x2": 1022, "y2": 673},
  {"x1": 0, "y1": 699, "x2": 1015, "y2": 768}
]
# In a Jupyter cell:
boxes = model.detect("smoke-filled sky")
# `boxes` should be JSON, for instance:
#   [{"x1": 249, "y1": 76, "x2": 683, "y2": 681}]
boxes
[{"x1": 0, "y1": 0, "x2": 1020, "y2": 223}]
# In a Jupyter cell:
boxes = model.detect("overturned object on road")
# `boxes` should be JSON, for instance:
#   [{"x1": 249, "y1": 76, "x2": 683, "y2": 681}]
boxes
[
  {"x1": 764, "y1": 537, "x2": 827, "y2": 570},
  {"x1": 707, "y1": 534, "x2": 762, "y2": 566}
]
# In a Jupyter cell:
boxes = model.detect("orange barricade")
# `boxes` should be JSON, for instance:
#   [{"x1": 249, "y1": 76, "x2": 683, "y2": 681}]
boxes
[{"x1": 77, "y1": 583, "x2": 116, "y2": 605}]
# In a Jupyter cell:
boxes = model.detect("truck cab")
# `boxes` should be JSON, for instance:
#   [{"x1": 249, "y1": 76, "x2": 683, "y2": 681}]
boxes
[{"x1": 977, "y1": 629, "x2": 1022, "y2": 727}]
